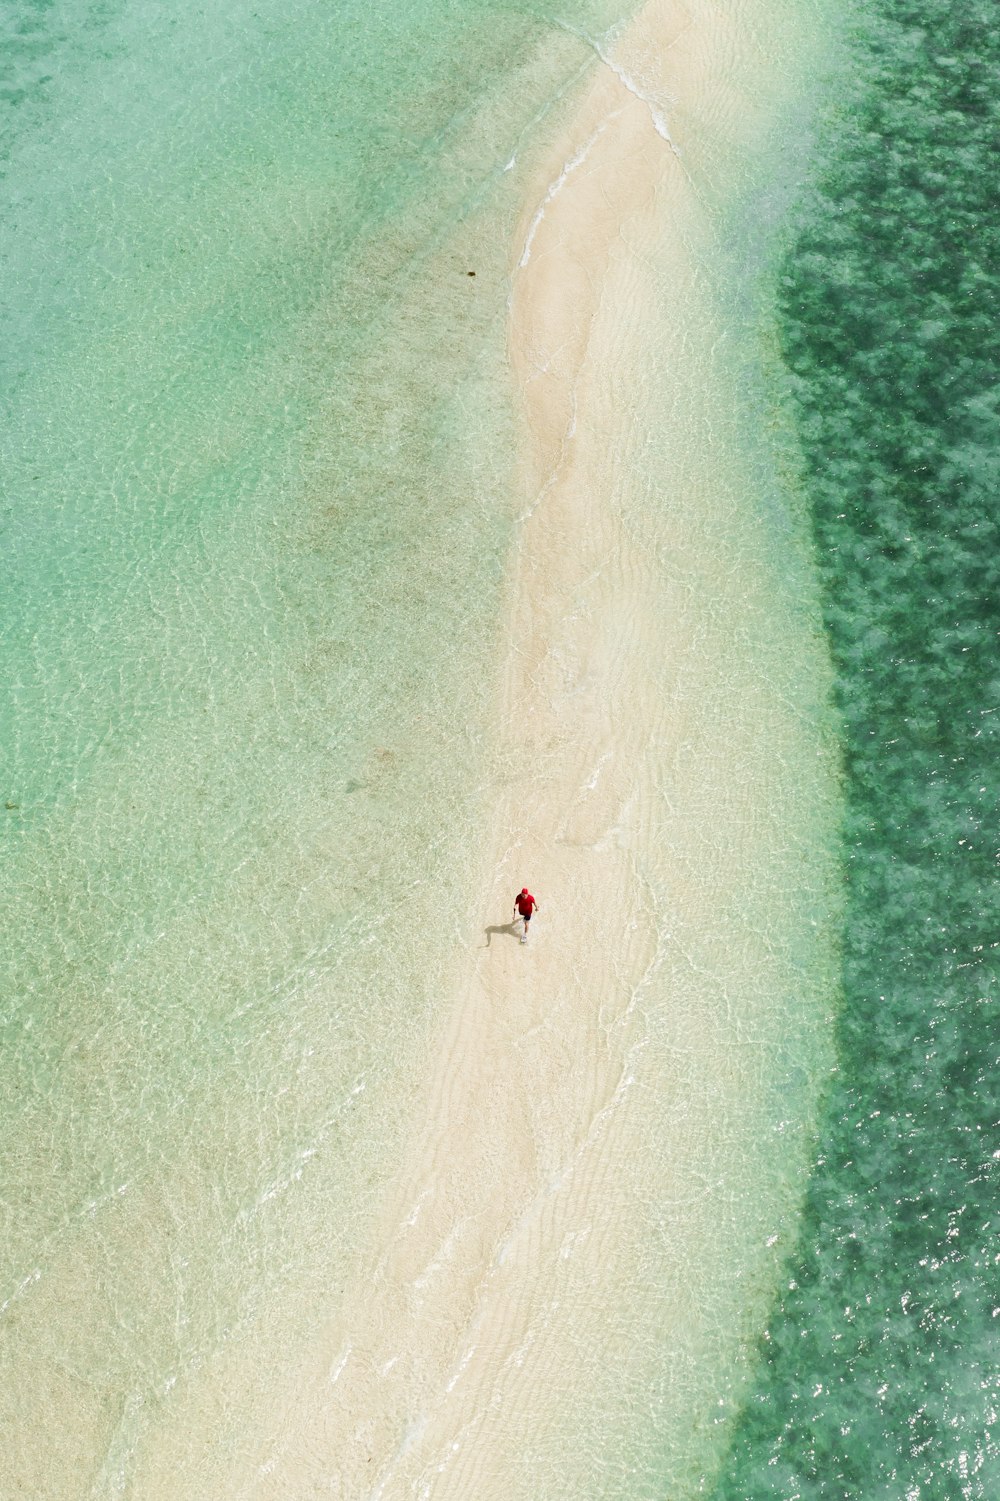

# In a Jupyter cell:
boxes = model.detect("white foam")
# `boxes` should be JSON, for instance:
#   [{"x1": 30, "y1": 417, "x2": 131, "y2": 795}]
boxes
[
  {"x1": 558, "y1": 18, "x2": 686, "y2": 162},
  {"x1": 518, "y1": 115, "x2": 619, "y2": 268}
]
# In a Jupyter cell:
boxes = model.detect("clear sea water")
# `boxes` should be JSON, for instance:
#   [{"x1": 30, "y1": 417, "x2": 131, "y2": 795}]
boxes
[
  {"x1": 10, "y1": 0, "x2": 986, "y2": 1495},
  {"x1": 0, "y1": 2, "x2": 618, "y2": 1488},
  {"x1": 711, "y1": 0, "x2": 1000, "y2": 1496}
]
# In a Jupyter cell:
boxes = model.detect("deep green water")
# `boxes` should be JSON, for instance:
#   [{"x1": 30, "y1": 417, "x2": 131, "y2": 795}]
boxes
[{"x1": 711, "y1": 1, "x2": 1000, "y2": 1495}]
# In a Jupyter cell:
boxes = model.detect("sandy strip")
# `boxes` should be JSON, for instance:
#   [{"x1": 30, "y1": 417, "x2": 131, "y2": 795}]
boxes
[
  {"x1": 195, "y1": 3, "x2": 834, "y2": 1497},
  {"x1": 274, "y1": 5, "x2": 759, "y2": 1496}
]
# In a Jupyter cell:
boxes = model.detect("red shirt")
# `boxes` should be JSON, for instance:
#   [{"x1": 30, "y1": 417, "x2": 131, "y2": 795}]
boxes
[{"x1": 515, "y1": 891, "x2": 536, "y2": 917}]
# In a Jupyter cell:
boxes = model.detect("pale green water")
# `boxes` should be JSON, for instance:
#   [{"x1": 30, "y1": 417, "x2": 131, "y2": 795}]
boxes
[
  {"x1": 2, "y1": 0, "x2": 843, "y2": 1494},
  {"x1": 2, "y1": 2, "x2": 603, "y2": 1486}
]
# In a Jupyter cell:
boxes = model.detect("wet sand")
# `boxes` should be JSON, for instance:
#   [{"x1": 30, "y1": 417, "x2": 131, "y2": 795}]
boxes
[
  {"x1": 127, "y1": 2, "x2": 840, "y2": 1495},
  {"x1": 231, "y1": 3, "x2": 836, "y2": 1496}
]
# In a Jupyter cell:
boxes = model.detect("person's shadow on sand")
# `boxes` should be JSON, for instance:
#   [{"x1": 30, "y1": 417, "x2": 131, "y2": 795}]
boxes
[{"x1": 484, "y1": 920, "x2": 521, "y2": 948}]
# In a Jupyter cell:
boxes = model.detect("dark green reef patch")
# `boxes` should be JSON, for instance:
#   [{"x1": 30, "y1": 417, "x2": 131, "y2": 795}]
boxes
[{"x1": 710, "y1": 1, "x2": 1000, "y2": 1497}]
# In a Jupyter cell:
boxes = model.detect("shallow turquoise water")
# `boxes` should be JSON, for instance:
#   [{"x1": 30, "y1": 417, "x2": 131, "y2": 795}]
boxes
[
  {"x1": 1, "y1": 0, "x2": 847, "y2": 1494},
  {"x1": 711, "y1": 1, "x2": 1000, "y2": 1495},
  {"x1": 1, "y1": 1, "x2": 619, "y2": 1488}
]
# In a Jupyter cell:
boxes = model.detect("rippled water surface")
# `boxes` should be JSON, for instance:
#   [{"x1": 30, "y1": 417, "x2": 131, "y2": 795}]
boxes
[
  {"x1": 1, "y1": 1, "x2": 619, "y2": 1488},
  {"x1": 2, "y1": 0, "x2": 848, "y2": 1494},
  {"x1": 712, "y1": 2, "x2": 1000, "y2": 1495}
]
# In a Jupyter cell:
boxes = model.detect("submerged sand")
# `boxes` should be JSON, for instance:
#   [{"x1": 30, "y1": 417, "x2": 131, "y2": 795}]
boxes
[
  {"x1": 128, "y1": 2, "x2": 839, "y2": 1495},
  {"x1": 245, "y1": 3, "x2": 837, "y2": 1495}
]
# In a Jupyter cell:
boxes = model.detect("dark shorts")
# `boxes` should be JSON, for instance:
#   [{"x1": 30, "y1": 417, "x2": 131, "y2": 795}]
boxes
[{"x1": 518, "y1": 909, "x2": 533, "y2": 923}]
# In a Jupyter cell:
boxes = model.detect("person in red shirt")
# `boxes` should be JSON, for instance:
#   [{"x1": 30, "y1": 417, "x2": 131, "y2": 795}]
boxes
[{"x1": 513, "y1": 887, "x2": 539, "y2": 944}]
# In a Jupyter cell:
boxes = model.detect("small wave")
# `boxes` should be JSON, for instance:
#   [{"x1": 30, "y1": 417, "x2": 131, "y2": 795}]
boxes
[{"x1": 518, "y1": 114, "x2": 620, "y2": 268}]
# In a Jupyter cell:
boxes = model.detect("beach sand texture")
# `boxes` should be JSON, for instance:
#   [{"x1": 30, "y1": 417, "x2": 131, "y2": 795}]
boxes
[
  {"x1": 1, "y1": 0, "x2": 839, "y2": 1493},
  {"x1": 131, "y1": 2, "x2": 839, "y2": 1496}
]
